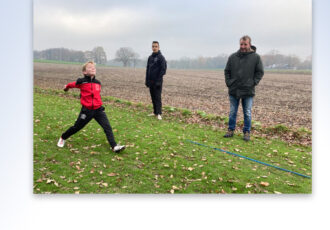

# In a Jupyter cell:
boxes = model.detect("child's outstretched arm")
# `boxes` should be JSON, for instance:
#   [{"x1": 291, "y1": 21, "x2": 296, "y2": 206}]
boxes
[{"x1": 63, "y1": 81, "x2": 79, "y2": 92}]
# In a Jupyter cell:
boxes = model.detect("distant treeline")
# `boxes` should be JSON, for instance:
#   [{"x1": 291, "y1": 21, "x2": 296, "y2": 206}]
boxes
[
  {"x1": 33, "y1": 47, "x2": 107, "y2": 64},
  {"x1": 167, "y1": 51, "x2": 311, "y2": 70},
  {"x1": 167, "y1": 55, "x2": 228, "y2": 69},
  {"x1": 34, "y1": 47, "x2": 312, "y2": 70}
]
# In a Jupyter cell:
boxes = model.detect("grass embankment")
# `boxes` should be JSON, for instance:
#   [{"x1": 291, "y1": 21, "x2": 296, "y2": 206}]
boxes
[{"x1": 34, "y1": 89, "x2": 312, "y2": 194}]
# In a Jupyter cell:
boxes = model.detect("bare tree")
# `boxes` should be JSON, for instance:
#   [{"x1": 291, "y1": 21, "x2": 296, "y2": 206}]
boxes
[
  {"x1": 286, "y1": 55, "x2": 300, "y2": 69},
  {"x1": 115, "y1": 47, "x2": 135, "y2": 67},
  {"x1": 92, "y1": 46, "x2": 107, "y2": 64}
]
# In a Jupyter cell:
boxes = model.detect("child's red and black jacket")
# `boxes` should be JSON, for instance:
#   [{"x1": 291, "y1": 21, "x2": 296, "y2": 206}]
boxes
[{"x1": 65, "y1": 75, "x2": 102, "y2": 110}]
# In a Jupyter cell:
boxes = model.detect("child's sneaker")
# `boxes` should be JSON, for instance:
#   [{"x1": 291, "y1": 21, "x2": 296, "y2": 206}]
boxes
[
  {"x1": 57, "y1": 137, "x2": 65, "y2": 147},
  {"x1": 112, "y1": 145, "x2": 125, "y2": 153},
  {"x1": 157, "y1": 114, "x2": 162, "y2": 120}
]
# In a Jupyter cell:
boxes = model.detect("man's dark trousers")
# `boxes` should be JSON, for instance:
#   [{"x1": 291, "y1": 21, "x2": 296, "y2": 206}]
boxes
[
  {"x1": 61, "y1": 106, "x2": 117, "y2": 148},
  {"x1": 149, "y1": 82, "x2": 162, "y2": 115}
]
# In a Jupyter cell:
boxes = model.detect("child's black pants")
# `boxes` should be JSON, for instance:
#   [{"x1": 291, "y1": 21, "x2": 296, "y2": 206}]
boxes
[{"x1": 61, "y1": 106, "x2": 117, "y2": 148}]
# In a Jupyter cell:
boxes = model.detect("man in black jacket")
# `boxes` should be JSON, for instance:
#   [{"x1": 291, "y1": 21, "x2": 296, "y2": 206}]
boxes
[
  {"x1": 224, "y1": 35, "x2": 264, "y2": 141},
  {"x1": 145, "y1": 41, "x2": 167, "y2": 120}
]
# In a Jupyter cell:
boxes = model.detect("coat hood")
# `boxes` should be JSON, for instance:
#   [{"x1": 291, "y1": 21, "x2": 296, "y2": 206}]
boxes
[{"x1": 236, "y1": 47, "x2": 256, "y2": 57}]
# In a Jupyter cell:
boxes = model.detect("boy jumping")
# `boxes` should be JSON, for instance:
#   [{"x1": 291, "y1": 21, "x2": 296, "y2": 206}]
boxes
[{"x1": 57, "y1": 61, "x2": 125, "y2": 153}]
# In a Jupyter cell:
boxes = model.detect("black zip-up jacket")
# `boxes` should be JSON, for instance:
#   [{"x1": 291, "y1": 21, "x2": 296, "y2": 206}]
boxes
[
  {"x1": 145, "y1": 50, "x2": 167, "y2": 87},
  {"x1": 224, "y1": 48, "x2": 264, "y2": 98}
]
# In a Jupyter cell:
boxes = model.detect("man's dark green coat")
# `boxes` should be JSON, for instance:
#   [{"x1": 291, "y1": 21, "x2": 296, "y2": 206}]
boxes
[{"x1": 224, "y1": 49, "x2": 264, "y2": 98}]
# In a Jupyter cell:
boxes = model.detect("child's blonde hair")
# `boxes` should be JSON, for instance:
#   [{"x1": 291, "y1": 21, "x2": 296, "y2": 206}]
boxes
[{"x1": 82, "y1": 61, "x2": 95, "y2": 72}]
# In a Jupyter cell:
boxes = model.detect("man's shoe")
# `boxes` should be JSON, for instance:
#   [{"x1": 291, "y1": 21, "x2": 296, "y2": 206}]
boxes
[
  {"x1": 112, "y1": 145, "x2": 125, "y2": 153},
  {"x1": 224, "y1": 130, "x2": 234, "y2": 138},
  {"x1": 57, "y1": 137, "x2": 65, "y2": 147},
  {"x1": 243, "y1": 132, "x2": 250, "y2": 142},
  {"x1": 157, "y1": 114, "x2": 162, "y2": 120}
]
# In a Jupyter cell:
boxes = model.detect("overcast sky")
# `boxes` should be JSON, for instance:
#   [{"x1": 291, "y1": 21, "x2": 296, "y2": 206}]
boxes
[{"x1": 34, "y1": 0, "x2": 312, "y2": 60}]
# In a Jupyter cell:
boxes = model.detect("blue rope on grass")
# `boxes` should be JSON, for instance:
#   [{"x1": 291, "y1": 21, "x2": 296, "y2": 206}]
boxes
[{"x1": 186, "y1": 139, "x2": 311, "y2": 179}]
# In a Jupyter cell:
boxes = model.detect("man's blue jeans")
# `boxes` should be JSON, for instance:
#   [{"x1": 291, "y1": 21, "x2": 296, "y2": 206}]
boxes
[{"x1": 228, "y1": 95, "x2": 253, "y2": 133}]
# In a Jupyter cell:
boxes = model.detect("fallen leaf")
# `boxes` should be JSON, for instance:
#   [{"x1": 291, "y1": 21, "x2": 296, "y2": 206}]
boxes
[
  {"x1": 172, "y1": 185, "x2": 179, "y2": 190},
  {"x1": 245, "y1": 183, "x2": 253, "y2": 188},
  {"x1": 187, "y1": 167, "x2": 194, "y2": 171},
  {"x1": 115, "y1": 156, "x2": 123, "y2": 161},
  {"x1": 260, "y1": 182, "x2": 270, "y2": 187},
  {"x1": 107, "y1": 172, "x2": 117, "y2": 177}
]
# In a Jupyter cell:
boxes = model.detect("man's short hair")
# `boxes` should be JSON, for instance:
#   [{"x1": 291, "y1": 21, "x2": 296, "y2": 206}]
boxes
[
  {"x1": 240, "y1": 35, "x2": 251, "y2": 45},
  {"x1": 82, "y1": 61, "x2": 95, "y2": 72},
  {"x1": 152, "y1": 41, "x2": 159, "y2": 45}
]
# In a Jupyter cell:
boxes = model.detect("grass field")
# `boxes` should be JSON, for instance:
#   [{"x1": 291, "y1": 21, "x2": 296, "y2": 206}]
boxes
[
  {"x1": 34, "y1": 59, "x2": 110, "y2": 67},
  {"x1": 33, "y1": 89, "x2": 312, "y2": 194}
]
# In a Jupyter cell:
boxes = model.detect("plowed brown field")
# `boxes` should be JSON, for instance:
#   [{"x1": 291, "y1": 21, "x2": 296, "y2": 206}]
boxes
[{"x1": 34, "y1": 62, "x2": 311, "y2": 129}]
